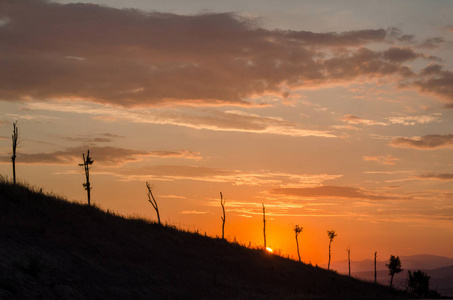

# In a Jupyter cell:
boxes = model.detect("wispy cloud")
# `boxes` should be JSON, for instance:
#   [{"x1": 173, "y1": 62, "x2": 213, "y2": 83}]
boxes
[
  {"x1": 363, "y1": 155, "x2": 399, "y2": 165},
  {"x1": 179, "y1": 210, "x2": 209, "y2": 215},
  {"x1": 390, "y1": 134, "x2": 453, "y2": 149},
  {"x1": 0, "y1": 1, "x2": 451, "y2": 107},
  {"x1": 339, "y1": 114, "x2": 387, "y2": 126},
  {"x1": 101, "y1": 164, "x2": 341, "y2": 187},
  {"x1": 26, "y1": 101, "x2": 336, "y2": 137},
  {"x1": 417, "y1": 173, "x2": 453, "y2": 180},
  {"x1": 387, "y1": 113, "x2": 442, "y2": 125},
  {"x1": 0, "y1": 146, "x2": 201, "y2": 166},
  {"x1": 270, "y1": 185, "x2": 410, "y2": 201}
]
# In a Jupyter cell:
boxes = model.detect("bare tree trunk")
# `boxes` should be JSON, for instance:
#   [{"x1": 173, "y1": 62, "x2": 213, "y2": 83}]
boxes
[
  {"x1": 374, "y1": 251, "x2": 377, "y2": 284},
  {"x1": 79, "y1": 150, "x2": 93, "y2": 206},
  {"x1": 328, "y1": 240, "x2": 332, "y2": 270},
  {"x1": 220, "y1": 192, "x2": 226, "y2": 240},
  {"x1": 390, "y1": 274, "x2": 394, "y2": 288},
  {"x1": 347, "y1": 248, "x2": 351, "y2": 277},
  {"x1": 262, "y1": 203, "x2": 266, "y2": 249},
  {"x1": 296, "y1": 234, "x2": 301, "y2": 262},
  {"x1": 146, "y1": 182, "x2": 161, "y2": 225},
  {"x1": 11, "y1": 122, "x2": 18, "y2": 185}
]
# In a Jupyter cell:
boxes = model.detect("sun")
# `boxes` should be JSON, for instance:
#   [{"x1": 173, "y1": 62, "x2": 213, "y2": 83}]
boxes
[{"x1": 266, "y1": 247, "x2": 273, "y2": 253}]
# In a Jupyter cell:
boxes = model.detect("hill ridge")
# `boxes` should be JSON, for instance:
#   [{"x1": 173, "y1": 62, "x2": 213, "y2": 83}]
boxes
[{"x1": 0, "y1": 179, "x2": 410, "y2": 299}]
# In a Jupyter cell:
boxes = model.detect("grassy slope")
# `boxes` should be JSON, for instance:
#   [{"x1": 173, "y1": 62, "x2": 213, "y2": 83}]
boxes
[{"x1": 0, "y1": 180, "x2": 409, "y2": 299}]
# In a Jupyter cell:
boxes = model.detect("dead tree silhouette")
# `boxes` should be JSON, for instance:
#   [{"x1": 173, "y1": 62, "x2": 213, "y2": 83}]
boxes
[
  {"x1": 327, "y1": 230, "x2": 337, "y2": 270},
  {"x1": 386, "y1": 255, "x2": 403, "y2": 288},
  {"x1": 262, "y1": 203, "x2": 266, "y2": 249},
  {"x1": 294, "y1": 225, "x2": 303, "y2": 262},
  {"x1": 346, "y1": 248, "x2": 351, "y2": 277},
  {"x1": 11, "y1": 121, "x2": 18, "y2": 185},
  {"x1": 146, "y1": 182, "x2": 161, "y2": 225},
  {"x1": 374, "y1": 251, "x2": 377, "y2": 284},
  {"x1": 220, "y1": 192, "x2": 226, "y2": 240},
  {"x1": 79, "y1": 150, "x2": 93, "y2": 206}
]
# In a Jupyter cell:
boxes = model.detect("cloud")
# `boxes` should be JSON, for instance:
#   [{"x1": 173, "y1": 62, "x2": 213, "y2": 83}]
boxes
[
  {"x1": 382, "y1": 47, "x2": 420, "y2": 62},
  {"x1": 419, "y1": 37, "x2": 445, "y2": 49},
  {"x1": 179, "y1": 210, "x2": 209, "y2": 215},
  {"x1": 363, "y1": 155, "x2": 398, "y2": 165},
  {"x1": 270, "y1": 185, "x2": 407, "y2": 201},
  {"x1": 390, "y1": 134, "x2": 453, "y2": 149},
  {"x1": 26, "y1": 101, "x2": 337, "y2": 137},
  {"x1": 387, "y1": 113, "x2": 442, "y2": 125},
  {"x1": 0, "y1": 0, "x2": 451, "y2": 107},
  {"x1": 0, "y1": 146, "x2": 202, "y2": 165},
  {"x1": 339, "y1": 114, "x2": 387, "y2": 126},
  {"x1": 104, "y1": 164, "x2": 341, "y2": 186},
  {"x1": 58, "y1": 133, "x2": 125, "y2": 144},
  {"x1": 417, "y1": 173, "x2": 453, "y2": 180},
  {"x1": 412, "y1": 64, "x2": 453, "y2": 105}
]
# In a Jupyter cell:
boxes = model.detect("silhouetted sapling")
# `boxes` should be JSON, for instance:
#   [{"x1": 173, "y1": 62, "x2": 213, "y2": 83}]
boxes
[
  {"x1": 346, "y1": 248, "x2": 351, "y2": 277},
  {"x1": 79, "y1": 149, "x2": 93, "y2": 206},
  {"x1": 11, "y1": 121, "x2": 18, "y2": 185},
  {"x1": 262, "y1": 203, "x2": 266, "y2": 249},
  {"x1": 220, "y1": 192, "x2": 226, "y2": 240},
  {"x1": 146, "y1": 182, "x2": 161, "y2": 225},
  {"x1": 374, "y1": 251, "x2": 377, "y2": 284},
  {"x1": 386, "y1": 255, "x2": 403, "y2": 288},
  {"x1": 327, "y1": 230, "x2": 337, "y2": 271},
  {"x1": 294, "y1": 225, "x2": 303, "y2": 262}
]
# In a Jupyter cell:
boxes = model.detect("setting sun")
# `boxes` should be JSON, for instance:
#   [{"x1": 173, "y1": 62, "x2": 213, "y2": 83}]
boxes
[{"x1": 266, "y1": 247, "x2": 273, "y2": 253}]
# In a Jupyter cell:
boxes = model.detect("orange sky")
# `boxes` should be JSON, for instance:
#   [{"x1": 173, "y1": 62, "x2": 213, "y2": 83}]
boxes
[{"x1": 1, "y1": 0, "x2": 453, "y2": 265}]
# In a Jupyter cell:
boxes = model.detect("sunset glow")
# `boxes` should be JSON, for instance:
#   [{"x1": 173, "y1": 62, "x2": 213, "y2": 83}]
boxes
[
  {"x1": 1, "y1": 0, "x2": 453, "y2": 266},
  {"x1": 266, "y1": 247, "x2": 274, "y2": 253}
]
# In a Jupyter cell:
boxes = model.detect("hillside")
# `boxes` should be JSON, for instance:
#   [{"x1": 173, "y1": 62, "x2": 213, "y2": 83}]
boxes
[{"x1": 0, "y1": 179, "x2": 410, "y2": 299}]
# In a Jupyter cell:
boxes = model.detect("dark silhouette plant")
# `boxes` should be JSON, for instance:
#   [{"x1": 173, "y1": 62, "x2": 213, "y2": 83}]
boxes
[
  {"x1": 327, "y1": 230, "x2": 337, "y2": 270},
  {"x1": 294, "y1": 225, "x2": 303, "y2": 262},
  {"x1": 262, "y1": 203, "x2": 266, "y2": 249},
  {"x1": 346, "y1": 248, "x2": 351, "y2": 277},
  {"x1": 407, "y1": 270, "x2": 431, "y2": 297},
  {"x1": 11, "y1": 121, "x2": 18, "y2": 185},
  {"x1": 79, "y1": 149, "x2": 93, "y2": 206},
  {"x1": 220, "y1": 192, "x2": 226, "y2": 240},
  {"x1": 386, "y1": 255, "x2": 403, "y2": 288},
  {"x1": 146, "y1": 182, "x2": 161, "y2": 225},
  {"x1": 374, "y1": 251, "x2": 377, "y2": 284}
]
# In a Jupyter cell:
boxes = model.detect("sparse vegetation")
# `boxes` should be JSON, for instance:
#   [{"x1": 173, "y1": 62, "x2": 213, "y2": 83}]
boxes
[
  {"x1": 386, "y1": 255, "x2": 403, "y2": 288},
  {"x1": 294, "y1": 225, "x2": 303, "y2": 262},
  {"x1": 0, "y1": 179, "x2": 410, "y2": 299},
  {"x1": 347, "y1": 248, "x2": 351, "y2": 277},
  {"x1": 79, "y1": 149, "x2": 93, "y2": 206},
  {"x1": 146, "y1": 182, "x2": 161, "y2": 225},
  {"x1": 11, "y1": 122, "x2": 18, "y2": 185},
  {"x1": 220, "y1": 192, "x2": 226, "y2": 240},
  {"x1": 374, "y1": 251, "x2": 377, "y2": 284},
  {"x1": 327, "y1": 230, "x2": 337, "y2": 271},
  {"x1": 262, "y1": 203, "x2": 266, "y2": 249},
  {"x1": 407, "y1": 269, "x2": 439, "y2": 298}
]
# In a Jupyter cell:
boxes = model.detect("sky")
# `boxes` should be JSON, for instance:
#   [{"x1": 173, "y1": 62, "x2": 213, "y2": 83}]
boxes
[{"x1": 1, "y1": 0, "x2": 453, "y2": 266}]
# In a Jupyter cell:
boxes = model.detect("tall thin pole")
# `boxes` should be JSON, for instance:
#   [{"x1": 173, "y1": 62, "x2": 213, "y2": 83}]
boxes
[
  {"x1": 262, "y1": 203, "x2": 266, "y2": 249},
  {"x1": 11, "y1": 122, "x2": 18, "y2": 185},
  {"x1": 220, "y1": 192, "x2": 226, "y2": 240},
  {"x1": 347, "y1": 248, "x2": 351, "y2": 277},
  {"x1": 374, "y1": 251, "x2": 377, "y2": 284}
]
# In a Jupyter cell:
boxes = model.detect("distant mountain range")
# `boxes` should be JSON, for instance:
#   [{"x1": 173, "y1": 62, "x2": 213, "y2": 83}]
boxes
[{"x1": 322, "y1": 254, "x2": 453, "y2": 297}]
